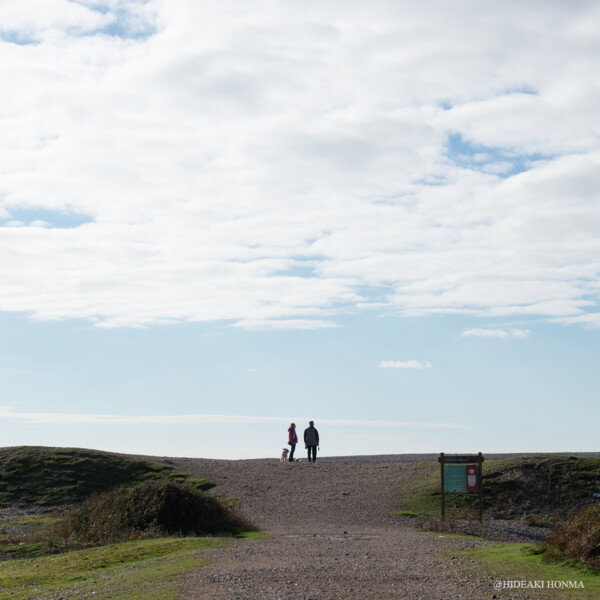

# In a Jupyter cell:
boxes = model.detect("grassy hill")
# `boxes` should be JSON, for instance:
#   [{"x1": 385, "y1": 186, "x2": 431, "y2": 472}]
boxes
[
  {"x1": 0, "y1": 446, "x2": 213, "y2": 507},
  {"x1": 398, "y1": 455, "x2": 600, "y2": 523},
  {"x1": 0, "y1": 447, "x2": 253, "y2": 563}
]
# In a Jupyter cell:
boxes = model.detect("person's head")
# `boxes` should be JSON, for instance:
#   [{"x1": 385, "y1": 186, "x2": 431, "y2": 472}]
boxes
[
  {"x1": 309, "y1": 420, "x2": 314, "y2": 426},
  {"x1": 290, "y1": 422, "x2": 295, "y2": 428}
]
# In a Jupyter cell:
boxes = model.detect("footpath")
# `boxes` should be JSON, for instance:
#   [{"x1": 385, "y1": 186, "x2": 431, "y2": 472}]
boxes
[{"x1": 173, "y1": 456, "x2": 545, "y2": 600}]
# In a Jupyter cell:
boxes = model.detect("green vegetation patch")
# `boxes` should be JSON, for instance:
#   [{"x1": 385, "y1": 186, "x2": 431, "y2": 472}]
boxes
[
  {"x1": 452, "y1": 543, "x2": 600, "y2": 599},
  {"x1": 397, "y1": 456, "x2": 600, "y2": 522},
  {"x1": 0, "y1": 446, "x2": 213, "y2": 507},
  {"x1": 0, "y1": 514, "x2": 64, "y2": 559},
  {"x1": 396, "y1": 461, "x2": 442, "y2": 516},
  {"x1": 0, "y1": 535, "x2": 251, "y2": 600}
]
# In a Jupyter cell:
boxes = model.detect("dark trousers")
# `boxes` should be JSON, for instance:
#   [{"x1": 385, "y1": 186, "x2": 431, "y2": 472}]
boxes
[
  {"x1": 307, "y1": 445, "x2": 317, "y2": 462},
  {"x1": 288, "y1": 444, "x2": 296, "y2": 461}
]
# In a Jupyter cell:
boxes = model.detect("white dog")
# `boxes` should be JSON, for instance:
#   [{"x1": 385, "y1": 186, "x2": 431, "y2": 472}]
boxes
[{"x1": 280, "y1": 448, "x2": 289, "y2": 462}]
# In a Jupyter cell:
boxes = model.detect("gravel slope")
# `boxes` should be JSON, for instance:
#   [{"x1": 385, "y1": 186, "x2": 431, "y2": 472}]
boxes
[{"x1": 169, "y1": 455, "x2": 553, "y2": 600}]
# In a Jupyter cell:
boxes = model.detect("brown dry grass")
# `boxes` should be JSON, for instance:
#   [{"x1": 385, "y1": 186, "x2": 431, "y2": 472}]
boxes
[{"x1": 546, "y1": 505, "x2": 600, "y2": 569}]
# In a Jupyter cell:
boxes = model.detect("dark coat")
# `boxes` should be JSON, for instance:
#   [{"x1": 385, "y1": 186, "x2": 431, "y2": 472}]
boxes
[{"x1": 304, "y1": 425, "x2": 319, "y2": 446}]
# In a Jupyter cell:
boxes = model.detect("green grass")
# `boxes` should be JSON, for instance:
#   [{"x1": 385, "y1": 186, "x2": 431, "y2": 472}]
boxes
[
  {"x1": 397, "y1": 456, "x2": 600, "y2": 522},
  {"x1": 0, "y1": 446, "x2": 261, "y2": 598},
  {"x1": 0, "y1": 532, "x2": 265, "y2": 600},
  {"x1": 0, "y1": 514, "x2": 64, "y2": 559},
  {"x1": 396, "y1": 461, "x2": 445, "y2": 516},
  {"x1": 0, "y1": 446, "x2": 213, "y2": 507},
  {"x1": 453, "y1": 543, "x2": 600, "y2": 599}
]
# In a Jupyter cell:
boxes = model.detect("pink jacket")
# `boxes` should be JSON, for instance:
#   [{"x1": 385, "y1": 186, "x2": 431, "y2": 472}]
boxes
[{"x1": 288, "y1": 427, "x2": 298, "y2": 445}]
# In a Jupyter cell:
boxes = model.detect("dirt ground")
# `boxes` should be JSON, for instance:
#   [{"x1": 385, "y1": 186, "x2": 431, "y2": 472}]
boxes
[{"x1": 169, "y1": 455, "x2": 550, "y2": 600}]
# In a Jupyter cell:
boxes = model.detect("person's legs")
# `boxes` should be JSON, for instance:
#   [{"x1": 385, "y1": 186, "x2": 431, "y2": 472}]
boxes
[
  {"x1": 307, "y1": 446, "x2": 316, "y2": 462},
  {"x1": 306, "y1": 446, "x2": 312, "y2": 462},
  {"x1": 289, "y1": 444, "x2": 295, "y2": 461},
  {"x1": 312, "y1": 445, "x2": 317, "y2": 463}
]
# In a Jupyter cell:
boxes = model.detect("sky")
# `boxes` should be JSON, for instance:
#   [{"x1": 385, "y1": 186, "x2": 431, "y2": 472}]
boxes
[{"x1": 1, "y1": 0, "x2": 599, "y2": 459}]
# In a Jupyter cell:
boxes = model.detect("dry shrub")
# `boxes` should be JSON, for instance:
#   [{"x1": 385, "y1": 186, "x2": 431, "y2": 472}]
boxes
[
  {"x1": 547, "y1": 505, "x2": 600, "y2": 568},
  {"x1": 56, "y1": 480, "x2": 254, "y2": 545},
  {"x1": 419, "y1": 517, "x2": 480, "y2": 536}
]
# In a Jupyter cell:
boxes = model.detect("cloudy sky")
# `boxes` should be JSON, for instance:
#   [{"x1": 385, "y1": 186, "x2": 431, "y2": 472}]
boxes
[{"x1": 1, "y1": 0, "x2": 599, "y2": 458}]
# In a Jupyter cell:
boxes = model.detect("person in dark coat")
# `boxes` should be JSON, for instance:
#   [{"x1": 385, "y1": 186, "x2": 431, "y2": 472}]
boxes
[{"x1": 304, "y1": 420, "x2": 320, "y2": 463}]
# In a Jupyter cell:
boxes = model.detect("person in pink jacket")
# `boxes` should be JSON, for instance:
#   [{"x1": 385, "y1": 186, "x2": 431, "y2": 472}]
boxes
[{"x1": 287, "y1": 422, "x2": 298, "y2": 462}]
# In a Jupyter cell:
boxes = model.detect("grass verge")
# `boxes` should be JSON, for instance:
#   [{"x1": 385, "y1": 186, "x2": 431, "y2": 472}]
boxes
[
  {"x1": 0, "y1": 532, "x2": 264, "y2": 600},
  {"x1": 451, "y1": 543, "x2": 600, "y2": 599}
]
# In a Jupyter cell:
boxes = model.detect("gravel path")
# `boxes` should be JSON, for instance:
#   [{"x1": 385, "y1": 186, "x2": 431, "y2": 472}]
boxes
[{"x1": 169, "y1": 455, "x2": 552, "y2": 600}]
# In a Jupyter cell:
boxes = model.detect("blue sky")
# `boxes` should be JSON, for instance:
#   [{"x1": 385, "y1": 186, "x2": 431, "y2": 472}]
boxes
[{"x1": 1, "y1": 1, "x2": 599, "y2": 458}]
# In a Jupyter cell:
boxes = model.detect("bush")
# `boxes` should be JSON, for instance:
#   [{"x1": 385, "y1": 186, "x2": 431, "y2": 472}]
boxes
[
  {"x1": 546, "y1": 505, "x2": 600, "y2": 568},
  {"x1": 56, "y1": 480, "x2": 254, "y2": 545}
]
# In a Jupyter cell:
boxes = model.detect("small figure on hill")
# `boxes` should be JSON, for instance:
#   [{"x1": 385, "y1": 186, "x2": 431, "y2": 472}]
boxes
[
  {"x1": 304, "y1": 420, "x2": 320, "y2": 463},
  {"x1": 288, "y1": 422, "x2": 298, "y2": 461}
]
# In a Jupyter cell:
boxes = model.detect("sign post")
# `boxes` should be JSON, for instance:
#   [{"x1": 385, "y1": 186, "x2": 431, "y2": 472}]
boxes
[{"x1": 438, "y1": 452, "x2": 484, "y2": 521}]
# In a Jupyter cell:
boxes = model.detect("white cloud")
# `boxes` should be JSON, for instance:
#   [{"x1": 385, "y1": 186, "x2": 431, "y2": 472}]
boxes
[
  {"x1": 0, "y1": 406, "x2": 466, "y2": 429},
  {"x1": 233, "y1": 319, "x2": 341, "y2": 331},
  {"x1": 0, "y1": 1, "x2": 599, "y2": 329},
  {"x1": 461, "y1": 328, "x2": 531, "y2": 338},
  {"x1": 510, "y1": 329, "x2": 532, "y2": 338},
  {"x1": 552, "y1": 313, "x2": 600, "y2": 329},
  {"x1": 379, "y1": 360, "x2": 432, "y2": 369},
  {"x1": 438, "y1": 92, "x2": 599, "y2": 155}
]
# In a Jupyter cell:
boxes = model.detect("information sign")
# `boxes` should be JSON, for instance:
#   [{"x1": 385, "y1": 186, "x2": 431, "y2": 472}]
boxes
[
  {"x1": 438, "y1": 452, "x2": 484, "y2": 521},
  {"x1": 444, "y1": 465, "x2": 467, "y2": 492}
]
